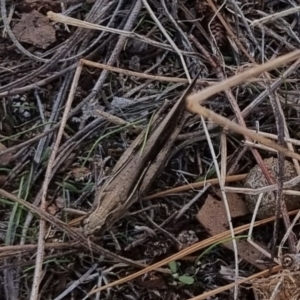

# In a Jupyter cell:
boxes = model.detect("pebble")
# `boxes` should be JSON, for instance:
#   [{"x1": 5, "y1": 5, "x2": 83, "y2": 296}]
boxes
[{"x1": 244, "y1": 157, "x2": 300, "y2": 219}]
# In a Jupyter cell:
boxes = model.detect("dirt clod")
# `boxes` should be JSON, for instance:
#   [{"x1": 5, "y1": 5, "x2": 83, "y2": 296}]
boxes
[
  {"x1": 244, "y1": 157, "x2": 300, "y2": 219},
  {"x1": 12, "y1": 10, "x2": 56, "y2": 49}
]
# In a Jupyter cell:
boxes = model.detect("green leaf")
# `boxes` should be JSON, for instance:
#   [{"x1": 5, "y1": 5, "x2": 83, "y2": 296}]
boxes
[
  {"x1": 168, "y1": 261, "x2": 177, "y2": 273},
  {"x1": 60, "y1": 182, "x2": 81, "y2": 193},
  {"x1": 82, "y1": 182, "x2": 94, "y2": 193},
  {"x1": 178, "y1": 275, "x2": 194, "y2": 285}
]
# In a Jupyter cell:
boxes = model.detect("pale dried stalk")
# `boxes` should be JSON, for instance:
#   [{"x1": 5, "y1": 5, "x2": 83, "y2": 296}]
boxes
[
  {"x1": 279, "y1": 210, "x2": 300, "y2": 260},
  {"x1": 246, "y1": 130, "x2": 300, "y2": 146},
  {"x1": 187, "y1": 102, "x2": 300, "y2": 161},
  {"x1": 251, "y1": 6, "x2": 300, "y2": 26},
  {"x1": 141, "y1": 0, "x2": 191, "y2": 82},
  {"x1": 30, "y1": 62, "x2": 83, "y2": 300},
  {"x1": 225, "y1": 187, "x2": 300, "y2": 196},
  {"x1": 186, "y1": 51, "x2": 300, "y2": 161},
  {"x1": 187, "y1": 51, "x2": 300, "y2": 103},
  {"x1": 81, "y1": 59, "x2": 202, "y2": 85},
  {"x1": 47, "y1": 11, "x2": 189, "y2": 55},
  {"x1": 144, "y1": 173, "x2": 247, "y2": 200},
  {"x1": 244, "y1": 140, "x2": 279, "y2": 153},
  {"x1": 247, "y1": 194, "x2": 278, "y2": 264},
  {"x1": 219, "y1": 131, "x2": 239, "y2": 297}
]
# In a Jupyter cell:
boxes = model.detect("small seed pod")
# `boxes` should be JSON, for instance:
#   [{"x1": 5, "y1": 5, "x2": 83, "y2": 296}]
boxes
[
  {"x1": 194, "y1": 1, "x2": 227, "y2": 49},
  {"x1": 10, "y1": 94, "x2": 35, "y2": 123},
  {"x1": 209, "y1": 18, "x2": 227, "y2": 49}
]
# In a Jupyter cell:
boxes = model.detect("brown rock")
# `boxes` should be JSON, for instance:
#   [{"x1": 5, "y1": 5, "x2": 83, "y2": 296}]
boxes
[
  {"x1": 244, "y1": 157, "x2": 300, "y2": 219},
  {"x1": 12, "y1": 10, "x2": 56, "y2": 49}
]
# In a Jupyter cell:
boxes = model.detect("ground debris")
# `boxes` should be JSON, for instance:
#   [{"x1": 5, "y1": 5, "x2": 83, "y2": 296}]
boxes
[
  {"x1": 244, "y1": 157, "x2": 300, "y2": 219},
  {"x1": 251, "y1": 270, "x2": 300, "y2": 300},
  {"x1": 12, "y1": 10, "x2": 56, "y2": 49},
  {"x1": 197, "y1": 193, "x2": 268, "y2": 269},
  {"x1": 2, "y1": 0, "x2": 300, "y2": 299}
]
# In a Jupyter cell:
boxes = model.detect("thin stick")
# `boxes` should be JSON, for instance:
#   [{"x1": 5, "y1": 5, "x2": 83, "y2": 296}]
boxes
[
  {"x1": 30, "y1": 61, "x2": 83, "y2": 300},
  {"x1": 246, "y1": 130, "x2": 300, "y2": 145},
  {"x1": 141, "y1": 0, "x2": 191, "y2": 82},
  {"x1": 186, "y1": 50, "x2": 300, "y2": 104},
  {"x1": 187, "y1": 103, "x2": 300, "y2": 161},
  {"x1": 202, "y1": 115, "x2": 239, "y2": 299},
  {"x1": 247, "y1": 194, "x2": 277, "y2": 263},
  {"x1": 251, "y1": 6, "x2": 300, "y2": 26},
  {"x1": 144, "y1": 174, "x2": 247, "y2": 200},
  {"x1": 47, "y1": 11, "x2": 192, "y2": 56},
  {"x1": 81, "y1": 59, "x2": 200, "y2": 85},
  {"x1": 186, "y1": 51, "x2": 300, "y2": 161}
]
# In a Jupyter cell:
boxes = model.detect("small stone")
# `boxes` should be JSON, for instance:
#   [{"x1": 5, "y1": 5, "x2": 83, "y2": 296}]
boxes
[
  {"x1": 244, "y1": 157, "x2": 300, "y2": 219},
  {"x1": 12, "y1": 10, "x2": 56, "y2": 49}
]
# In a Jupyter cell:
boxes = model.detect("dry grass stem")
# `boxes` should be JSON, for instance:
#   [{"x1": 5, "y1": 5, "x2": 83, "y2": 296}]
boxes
[
  {"x1": 251, "y1": 6, "x2": 300, "y2": 26},
  {"x1": 187, "y1": 51, "x2": 300, "y2": 104},
  {"x1": 186, "y1": 51, "x2": 300, "y2": 161},
  {"x1": 30, "y1": 56, "x2": 84, "y2": 300},
  {"x1": 88, "y1": 210, "x2": 300, "y2": 296},
  {"x1": 144, "y1": 174, "x2": 247, "y2": 200},
  {"x1": 187, "y1": 102, "x2": 300, "y2": 161},
  {"x1": 141, "y1": 0, "x2": 191, "y2": 82},
  {"x1": 47, "y1": 11, "x2": 191, "y2": 55}
]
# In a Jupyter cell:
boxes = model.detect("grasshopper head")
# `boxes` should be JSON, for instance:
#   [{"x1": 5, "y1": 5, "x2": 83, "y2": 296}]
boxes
[{"x1": 82, "y1": 213, "x2": 105, "y2": 236}]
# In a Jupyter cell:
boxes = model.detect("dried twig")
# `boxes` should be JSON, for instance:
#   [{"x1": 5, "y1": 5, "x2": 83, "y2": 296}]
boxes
[
  {"x1": 251, "y1": 6, "x2": 300, "y2": 26},
  {"x1": 186, "y1": 50, "x2": 300, "y2": 161},
  {"x1": 144, "y1": 174, "x2": 247, "y2": 200},
  {"x1": 142, "y1": 0, "x2": 191, "y2": 82},
  {"x1": 30, "y1": 62, "x2": 83, "y2": 300},
  {"x1": 47, "y1": 11, "x2": 195, "y2": 56}
]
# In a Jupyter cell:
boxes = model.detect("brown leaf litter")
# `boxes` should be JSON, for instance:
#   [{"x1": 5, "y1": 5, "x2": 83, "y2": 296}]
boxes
[
  {"x1": 12, "y1": 10, "x2": 56, "y2": 49},
  {"x1": 197, "y1": 192, "x2": 269, "y2": 270}
]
